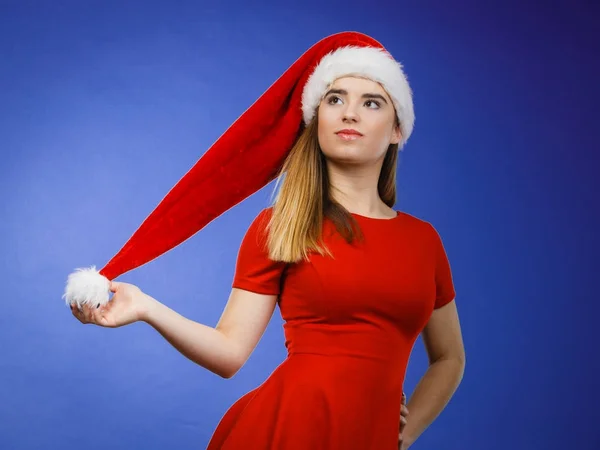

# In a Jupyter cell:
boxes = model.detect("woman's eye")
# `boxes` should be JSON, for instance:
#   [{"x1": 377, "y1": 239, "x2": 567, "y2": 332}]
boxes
[
  {"x1": 327, "y1": 96, "x2": 342, "y2": 104},
  {"x1": 365, "y1": 100, "x2": 381, "y2": 109}
]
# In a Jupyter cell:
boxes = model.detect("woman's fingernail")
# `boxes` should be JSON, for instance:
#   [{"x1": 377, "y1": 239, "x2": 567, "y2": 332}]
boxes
[{"x1": 97, "y1": 304, "x2": 100, "y2": 309}]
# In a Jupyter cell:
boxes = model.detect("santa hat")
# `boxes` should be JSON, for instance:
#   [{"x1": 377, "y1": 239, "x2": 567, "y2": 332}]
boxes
[{"x1": 63, "y1": 31, "x2": 415, "y2": 308}]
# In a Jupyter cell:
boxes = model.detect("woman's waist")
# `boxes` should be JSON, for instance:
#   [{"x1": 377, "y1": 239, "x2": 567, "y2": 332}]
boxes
[
  {"x1": 283, "y1": 323, "x2": 411, "y2": 364},
  {"x1": 276, "y1": 352, "x2": 405, "y2": 397}
]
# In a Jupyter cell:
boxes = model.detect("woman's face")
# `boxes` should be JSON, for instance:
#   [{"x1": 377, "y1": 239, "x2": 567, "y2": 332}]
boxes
[{"x1": 317, "y1": 76, "x2": 401, "y2": 165}]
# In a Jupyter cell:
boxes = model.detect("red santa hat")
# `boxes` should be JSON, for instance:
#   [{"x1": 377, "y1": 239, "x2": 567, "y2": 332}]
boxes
[{"x1": 63, "y1": 31, "x2": 415, "y2": 308}]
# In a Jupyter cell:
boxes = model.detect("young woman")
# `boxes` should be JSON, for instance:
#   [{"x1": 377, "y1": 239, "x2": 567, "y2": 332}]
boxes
[{"x1": 67, "y1": 32, "x2": 465, "y2": 449}]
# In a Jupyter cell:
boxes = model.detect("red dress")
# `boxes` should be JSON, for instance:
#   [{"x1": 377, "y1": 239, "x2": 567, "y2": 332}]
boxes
[{"x1": 207, "y1": 208, "x2": 456, "y2": 450}]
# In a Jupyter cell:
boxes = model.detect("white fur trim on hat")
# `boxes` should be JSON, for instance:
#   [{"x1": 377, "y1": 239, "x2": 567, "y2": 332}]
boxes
[{"x1": 301, "y1": 46, "x2": 414, "y2": 148}]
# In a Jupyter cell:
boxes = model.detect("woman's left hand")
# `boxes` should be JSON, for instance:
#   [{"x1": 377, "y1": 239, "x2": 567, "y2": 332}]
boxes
[{"x1": 398, "y1": 392, "x2": 410, "y2": 449}]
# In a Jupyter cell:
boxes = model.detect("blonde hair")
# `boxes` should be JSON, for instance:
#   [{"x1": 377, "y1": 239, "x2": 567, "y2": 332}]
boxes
[{"x1": 267, "y1": 113, "x2": 399, "y2": 263}]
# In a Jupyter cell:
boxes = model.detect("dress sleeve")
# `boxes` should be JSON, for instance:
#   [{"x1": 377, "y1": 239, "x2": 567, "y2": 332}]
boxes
[
  {"x1": 231, "y1": 208, "x2": 286, "y2": 295},
  {"x1": 429, "y1": 224, "x2": 456, "y2": 309}
]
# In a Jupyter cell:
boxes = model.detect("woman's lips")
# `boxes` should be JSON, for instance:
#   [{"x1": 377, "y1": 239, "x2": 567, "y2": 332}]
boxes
[{"x1": 336, "y1": 129, "x2": 363, "y2": 141}]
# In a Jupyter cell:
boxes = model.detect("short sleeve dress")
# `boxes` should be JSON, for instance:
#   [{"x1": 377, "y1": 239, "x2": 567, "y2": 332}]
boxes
[{"x1": 207, "y1": 207, "x2": 456, "y2": 450}]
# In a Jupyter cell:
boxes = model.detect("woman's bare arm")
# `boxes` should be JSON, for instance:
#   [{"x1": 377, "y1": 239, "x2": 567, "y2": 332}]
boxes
[
  {"x1": 142, "y1": 287, "x2": 277, "y2": 378},
  {"x1": 401, "y1": 300, "x2": 466, "y2": 448}
]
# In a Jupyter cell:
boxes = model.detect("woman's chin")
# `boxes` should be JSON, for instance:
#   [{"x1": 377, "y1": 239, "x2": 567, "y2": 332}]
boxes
[{"x1": 323, "y1": 153, "x2": 372, "y2": 167}]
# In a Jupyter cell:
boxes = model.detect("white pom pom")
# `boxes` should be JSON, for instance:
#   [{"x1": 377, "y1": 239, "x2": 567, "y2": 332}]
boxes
[{"x1": 63, "y1": 266, "x2": 110, "y2": 308}]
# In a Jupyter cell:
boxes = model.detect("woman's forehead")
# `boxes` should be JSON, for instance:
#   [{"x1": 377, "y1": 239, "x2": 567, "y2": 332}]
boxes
[
  {"x1": 328, "y1": 76, "x2": 392, "y2": 102},
  {"x1": 330, "y1": 76, "x2": 386, "y2": 92}
]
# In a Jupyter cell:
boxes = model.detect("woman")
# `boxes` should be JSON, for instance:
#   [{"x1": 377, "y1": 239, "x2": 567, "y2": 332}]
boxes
[{"x1": 67, "y1": 32, "x2": 465, "y2": 449}]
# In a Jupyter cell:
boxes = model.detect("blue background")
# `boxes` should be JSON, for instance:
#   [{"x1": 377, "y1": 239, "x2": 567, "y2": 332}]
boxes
[{"x1": 1, "y1": 0, "x2": 597, "y2": 449}]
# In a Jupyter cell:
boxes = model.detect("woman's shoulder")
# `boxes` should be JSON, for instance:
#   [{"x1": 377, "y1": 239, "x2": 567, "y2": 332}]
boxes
[
  {"x1": 253, "y1": 206, "x2": 274, "y2": 225},
  {"x1": 242, "y1": 207, "x2": 274, "y2": 238},
  {"x1": 396, "y1": 210, "x2": 441, "y2": 239},
  {"x1": 397, "y1": 210, "x2": 432, "y2": 228}
]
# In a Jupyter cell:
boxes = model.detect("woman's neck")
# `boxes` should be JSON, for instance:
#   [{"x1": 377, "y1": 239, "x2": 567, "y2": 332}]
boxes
[{"x1": 327, "y1": 164, "x2": 394, "y2": 218}]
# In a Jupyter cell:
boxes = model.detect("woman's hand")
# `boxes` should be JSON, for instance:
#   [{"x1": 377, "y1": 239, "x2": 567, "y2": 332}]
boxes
[
  {"x1": 398, "y1": 392, "x2": 410, "y2": 449},
  {"x1": 70, "y1": 281, "x2": 155, "y2": 328}
]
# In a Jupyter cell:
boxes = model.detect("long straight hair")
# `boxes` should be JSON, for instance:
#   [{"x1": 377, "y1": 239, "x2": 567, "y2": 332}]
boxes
[{"x1": 267, "y1": 112, "x2": 399, "y2": 263}]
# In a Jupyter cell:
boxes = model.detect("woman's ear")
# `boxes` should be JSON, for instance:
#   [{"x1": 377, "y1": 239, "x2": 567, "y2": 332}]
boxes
[{"x1": 390, "y1": 123, "x2": 402, "y2": 145}]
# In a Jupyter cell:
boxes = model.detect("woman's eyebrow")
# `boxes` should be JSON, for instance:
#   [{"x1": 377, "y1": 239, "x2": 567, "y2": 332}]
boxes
[
  {"x1": 362, "y1": 93, "x2": 388, "y2": 104},
  {"x1": 324, "y1": 88, "x2": 388, "y2": 104}
]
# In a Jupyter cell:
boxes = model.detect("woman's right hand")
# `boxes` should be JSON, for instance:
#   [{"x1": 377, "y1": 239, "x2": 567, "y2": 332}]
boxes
[{"x1": 71, "y1": 281, "x2": 155, "y2": 328}]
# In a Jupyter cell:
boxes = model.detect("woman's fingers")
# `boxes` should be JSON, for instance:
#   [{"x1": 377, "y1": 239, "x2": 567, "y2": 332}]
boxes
[
  {"x1": 70, "y1": 304, "x2": 79, "y2": 321},
  {"x1": 70, "y1": 303, "x2": 98, "y2": 324},
  {"x1": 70, "y1": 303, "x2": 87, "y2": 323},
  {"x1": 82, "y1": 304, "x2": 94, "y2": 323},
  {"x1": 399, "y1": 401, "x2": 409, "y2": 431},
  {"x1": 71, "y1": 301, "x2": 115, "y2": 327},
  {"x1": 401, "y1": 404, "x2": 409, "y2": 417},
  {"x1": 91, "y1": 304, "x2": 102, "y2": 324},
  {"x1": 400, "y1": 415, "x2": 407, "y2": 427}
]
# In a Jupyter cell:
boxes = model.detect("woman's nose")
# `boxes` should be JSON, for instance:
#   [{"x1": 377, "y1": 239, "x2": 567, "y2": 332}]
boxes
[{"x1": 342, "y1": 105, "x2": 360, "y2": 122}]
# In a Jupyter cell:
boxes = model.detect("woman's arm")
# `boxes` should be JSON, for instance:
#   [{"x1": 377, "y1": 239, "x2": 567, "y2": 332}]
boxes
[
  {"x1": 401, "y1": 300, "x2": 466, "y2": 448},
  {"x1": 73, "y1": 281, "x2": 278, "y2": 379},
  {"x1": 142, "y1": 287, "x2": 277, "y2": 379}
]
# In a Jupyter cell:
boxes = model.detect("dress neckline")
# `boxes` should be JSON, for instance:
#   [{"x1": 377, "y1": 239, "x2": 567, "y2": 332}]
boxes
[{"x1": 350, "y1": 211, "x2": 401, "y2": 222}]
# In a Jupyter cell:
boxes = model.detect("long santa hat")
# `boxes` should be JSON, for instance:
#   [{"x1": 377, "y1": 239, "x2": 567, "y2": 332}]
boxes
[{"x1": 63, "y1": 31, "x2": 415, "y2": 308}]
